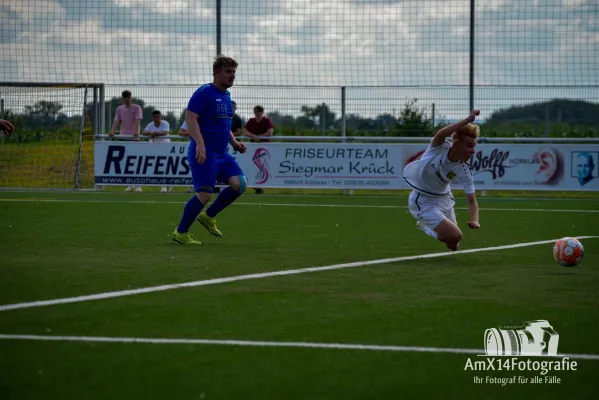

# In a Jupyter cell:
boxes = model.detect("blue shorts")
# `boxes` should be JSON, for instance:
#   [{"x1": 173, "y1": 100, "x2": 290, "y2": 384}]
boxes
[{"x1": 188, "y1": 151, "x2": 244, "y2": 193}]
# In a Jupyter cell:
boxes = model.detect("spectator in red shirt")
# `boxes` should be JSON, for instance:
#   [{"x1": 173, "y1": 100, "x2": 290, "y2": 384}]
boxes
[
  {"x1": 244, "y1": 105, "x2": 274, "y2": 143},
  {"x1": 244, "y1": 105, "x2": 274, "y2": 194}
]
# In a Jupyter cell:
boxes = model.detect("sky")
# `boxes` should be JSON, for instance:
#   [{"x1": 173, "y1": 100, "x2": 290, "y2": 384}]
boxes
[{"x1": 1, "y1": 0, "x2": 598, "y2": 122}]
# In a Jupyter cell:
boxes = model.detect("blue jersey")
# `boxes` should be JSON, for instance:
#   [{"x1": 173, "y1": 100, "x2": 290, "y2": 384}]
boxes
[{"x1": 186, "y1": 83, "x2": 232, "y2": 154}]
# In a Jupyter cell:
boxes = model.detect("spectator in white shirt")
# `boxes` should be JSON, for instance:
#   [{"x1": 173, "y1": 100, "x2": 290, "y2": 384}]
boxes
[
  {"x1": 144, "y1": 110, "x2": 171, "y2": 143},
  {"x1": 144, "y1": 110, "x2": 173, "y2": 192},
  {"x1": 179, "y1": 120, "x2": 189, "y2": 137}
]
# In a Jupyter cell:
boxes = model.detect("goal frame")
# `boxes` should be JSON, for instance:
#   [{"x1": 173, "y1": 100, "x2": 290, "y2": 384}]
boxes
[
  {"x1": 0, "y1": 82, "x2": 106, "y2": 137},
  {"x1": 0, "y1": 82, "x2": 105, "y2": 189}
]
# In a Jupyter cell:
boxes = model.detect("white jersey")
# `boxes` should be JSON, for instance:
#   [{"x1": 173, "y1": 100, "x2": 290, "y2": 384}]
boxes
[
  {"x1": 403, "y1": 140, "x2": 474, "y2": 196},
  {"x1": 144, "y1": 120, "x2": 170, "y2": 142}
]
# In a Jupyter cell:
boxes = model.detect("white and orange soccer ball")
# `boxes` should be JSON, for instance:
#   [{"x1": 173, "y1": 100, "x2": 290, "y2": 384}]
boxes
[{"x1": 553, "y1": 237, "x2": 584, "y2": 267}]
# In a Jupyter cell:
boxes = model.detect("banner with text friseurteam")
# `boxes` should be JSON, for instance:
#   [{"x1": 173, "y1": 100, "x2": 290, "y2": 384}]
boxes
[
  {"x1": 94, "y1": 141, "x2": 599, "y2": 191},
  {"x1": 94, "y1": 141, "x2": 404, "y2": 189},
  {"x1": 236, "y1": 143, "x2": 404, "y2": 189}
]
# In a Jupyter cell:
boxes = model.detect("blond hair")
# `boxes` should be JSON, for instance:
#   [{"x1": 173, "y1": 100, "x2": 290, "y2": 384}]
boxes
[{"x1": 452, "y1": 123, "x2": 479, "y2": 142}]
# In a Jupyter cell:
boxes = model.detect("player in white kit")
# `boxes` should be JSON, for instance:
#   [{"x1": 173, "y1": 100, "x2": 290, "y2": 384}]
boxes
[{"x1": 403, "y1": 110, "x2": 481, "y2": 251}]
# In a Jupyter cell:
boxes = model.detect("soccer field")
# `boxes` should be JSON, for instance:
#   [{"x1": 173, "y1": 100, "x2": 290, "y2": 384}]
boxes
[{"x1": 0, "y1": 191, "x2": 598, "y2": 399}]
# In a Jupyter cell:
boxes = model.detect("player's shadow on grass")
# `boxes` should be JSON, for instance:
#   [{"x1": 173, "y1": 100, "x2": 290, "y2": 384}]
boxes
[{"x1": 161, "y1": 241, "x2": 235, "y2": 248}]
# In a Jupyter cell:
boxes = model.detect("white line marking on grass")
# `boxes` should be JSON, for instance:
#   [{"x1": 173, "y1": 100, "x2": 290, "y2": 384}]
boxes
[
  {"x1": 1, "y1": 198, "x2": 598, "y2": 213},
  {"x1": 246, "y1": 204, "x2": 599, "y2": 214},
  {"x1": 1, "y1": 236, "x2": 597, "y2": 312},
  {"x1": 1, "y1": 334, "x2": 598, "y2": 360},
  {"x1": 1, "y1": 189, "x2": 597, "y2": 202}
]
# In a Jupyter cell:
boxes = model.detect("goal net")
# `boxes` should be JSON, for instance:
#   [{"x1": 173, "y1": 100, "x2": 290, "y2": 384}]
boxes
[{"x1": 0, "y1": 83, "x2": 104, "y2": 189}]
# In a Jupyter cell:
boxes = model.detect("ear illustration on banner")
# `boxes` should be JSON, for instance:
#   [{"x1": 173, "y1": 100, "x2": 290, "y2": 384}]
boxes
[{"x1": 533, "y1": 148, "x2": 563, "y2": 185}]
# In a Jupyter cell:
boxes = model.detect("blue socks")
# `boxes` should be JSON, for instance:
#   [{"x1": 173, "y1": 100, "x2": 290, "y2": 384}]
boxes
[
  {"x1": 177, "y1": 182, "x2": 243, "y2": 233},
  {"x1": 206, "y1": 187, "x2": 241, "y2": 218},
  {"x1": 177, "y1": 195, "x2": 205, "y2": 233}
]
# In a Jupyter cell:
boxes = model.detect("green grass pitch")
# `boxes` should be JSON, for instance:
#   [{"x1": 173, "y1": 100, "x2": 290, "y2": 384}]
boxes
[{"x1": 0, "y1": 191, "x2": 598, "y2": 399}]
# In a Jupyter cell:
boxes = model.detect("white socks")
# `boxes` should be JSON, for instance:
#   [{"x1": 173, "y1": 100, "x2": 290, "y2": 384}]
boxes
[{"x1": 424, "y1": 226, "x2": 438, "y2": 240}]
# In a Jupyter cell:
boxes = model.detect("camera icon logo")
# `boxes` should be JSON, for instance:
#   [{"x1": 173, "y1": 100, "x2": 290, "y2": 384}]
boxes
[{"x1": 484, "y1": 320, "x2": 559, "y2": 356}]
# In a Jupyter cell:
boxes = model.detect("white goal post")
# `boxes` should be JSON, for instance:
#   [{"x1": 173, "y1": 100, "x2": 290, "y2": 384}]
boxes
[{"x1": 0, "y1": 82, "x2": 105, "y2": 189}]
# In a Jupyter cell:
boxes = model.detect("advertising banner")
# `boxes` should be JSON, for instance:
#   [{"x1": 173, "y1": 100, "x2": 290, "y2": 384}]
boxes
[
  {"x1": 236, "y1": 143, "x2": 404, "y2": 189},
  {"x1": 94, "y1": 141, "x2": 599, "y2": 191},
  {"x1": 402, "y1": 144, "x2": 599, "y2": 191},
  {"x1": 94, "y1": 142, "x2": 193, "y2": 187},
  {"x1": 94, "y1": 142, "x2": 405, "y2": 189}
]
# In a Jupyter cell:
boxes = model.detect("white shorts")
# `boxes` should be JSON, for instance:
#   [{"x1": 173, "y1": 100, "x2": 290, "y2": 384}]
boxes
[{"x1": 408, "y1": 190, "x2": 457, "y2": 229}]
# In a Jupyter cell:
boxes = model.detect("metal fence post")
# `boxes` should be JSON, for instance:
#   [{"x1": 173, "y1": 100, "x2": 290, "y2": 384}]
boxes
[{"x1": 469, "y1": 0, "x2": 475, "y2": 112}]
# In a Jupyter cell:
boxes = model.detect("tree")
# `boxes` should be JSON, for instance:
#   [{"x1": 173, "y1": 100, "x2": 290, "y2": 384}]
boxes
[
  {"x1": 375, "y1": 113, "x2": 398, "y2": 131},
  {"x1": 300, "y1": 103, "x2": 336, "y2": 130},
  {"x1": 267, "y1": 111, "x2": 295, "y2": 128},
  {"x1": 397, "y1": 98, "x2": 432, "y2": 136},
  {"x1": 486, "y1": 99, "x2": 599, "y2": 125},
  {"x1": 23, "y1": 100, "x2": 64, "y2": 128},
  {"x1": 344, "y1": 114, "x2": 375, "y2": 131}
]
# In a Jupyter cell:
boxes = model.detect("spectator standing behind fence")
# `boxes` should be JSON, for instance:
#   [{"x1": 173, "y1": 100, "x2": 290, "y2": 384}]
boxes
[
  {"x1": 144, "y1": 110, "x2": 173, "y2": 192},
  {"x1": 231, "y1": 101, "x2": 244, "y2": 137},
  {"x1": 109, "y1": 90, "x2": 143, "y2": 192},
  {"x1": 244, "y1": 105, "x2": 273, "y2": 142},
  {"x1": 244, "y1": 105, "x2": 274, "y2": 194},
  {"x1": 179, "y1": 120, "x2": 189, "y2": 137}
]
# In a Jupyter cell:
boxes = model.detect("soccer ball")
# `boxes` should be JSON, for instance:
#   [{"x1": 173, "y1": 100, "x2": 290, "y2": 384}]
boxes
[{"x1": 553, "y1": 237, "x2": 584, "y2": 267}]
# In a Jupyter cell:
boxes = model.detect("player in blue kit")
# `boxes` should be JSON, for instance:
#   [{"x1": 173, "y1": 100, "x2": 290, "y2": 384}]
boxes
[{"x1": 172, "y1": 55, "x2": 247, "y2": 245}]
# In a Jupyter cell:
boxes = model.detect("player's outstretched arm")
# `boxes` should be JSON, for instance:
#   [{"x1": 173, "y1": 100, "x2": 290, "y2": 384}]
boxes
[
  {"x1": 466, "y1": 192, "x2": 480, "y2": 229},
  {"x1": 431, "y1": 110, "x2": 480, "y2": 147},
  {"x1": 0, "y1": 119, "x2": 14, "y2": 135}
]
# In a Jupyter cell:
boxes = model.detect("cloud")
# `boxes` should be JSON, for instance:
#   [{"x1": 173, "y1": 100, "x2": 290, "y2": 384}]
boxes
[{"x1": 1, "y1": 0, "x2": 597, "y2": 121}]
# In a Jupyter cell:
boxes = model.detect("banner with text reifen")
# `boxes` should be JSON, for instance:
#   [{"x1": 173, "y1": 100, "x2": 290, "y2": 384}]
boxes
[
  {"x1": 94, "y1": 142, "x2": 193, "y2": 186},
  {"x1": 94, "y1": 141, "x2": 599, "y2": 191},
  {"x1": 93, "y1": 142, "x2": 404, "y2": 189}
]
